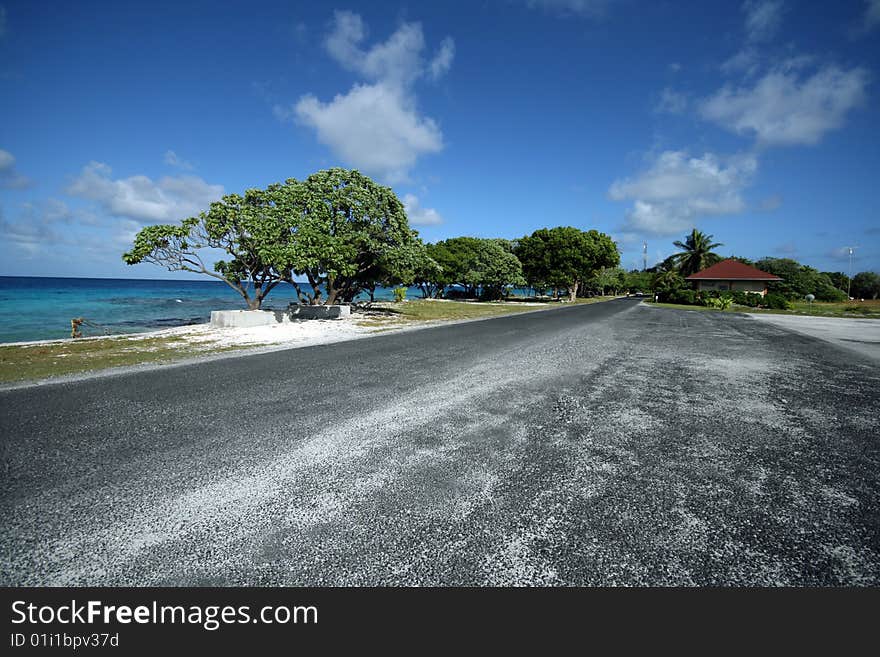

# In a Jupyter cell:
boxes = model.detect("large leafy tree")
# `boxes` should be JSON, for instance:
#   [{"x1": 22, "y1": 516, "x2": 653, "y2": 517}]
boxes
[
  {"x1": 851, "y1": 271, "x2": 880, "y2": 299},
  {"x1": 124, "y1": 168, "x2": 424, "y2": 308},
  {"x1": 424, "y1": 237, "x2": 524, "y2": 298},
  {"x1": 589, "y1": 267, "x2": 626, "y2": 295},
  {"x1": 123, "y1": 188, "x2": 289, "y2": 310},
  {"x1": 266, "y1": 169, "x2": 423, "y2": 305},
  {"x1": 755, "y1": 257, "x2": 846, "y2": 301},
  {"x1": 516, "y1": 227, "x2": 619, "y2": 301},
  {"x1": 672, "y1": 229, "x2": 723, "y2": 276}
]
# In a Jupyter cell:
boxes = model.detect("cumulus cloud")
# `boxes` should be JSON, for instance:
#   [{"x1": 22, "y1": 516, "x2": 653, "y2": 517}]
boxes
[
  {"x1": 402, "y1": 193, "x2": 443, "y2": 226},
  {"x1": 66, "y1": 161, "x2": 224, "y2": 223},
  {"x1": 0, "y1": 199, "x2": 91, "y2": 255},
  {"x1": 284, "y1": 12, "x2": 453, "y2": 183},
  {"x1": 164, "y1": 150, "x2": 194, "y2": 170},
  {"x1": 699, "y1": 65, "x2": 869, "y2": 146},
  {"x1": 0, "y1": 149, "x2": 32, "y2": 189},
  {"x1": 743, "y1": 0, "x2": 784, "y2": 43},
  {"x1": 609, "y1": 151, "x2": 757, "y2": 235},
  {"x1": 655, "y1": 87, "x2": 688, "y2": 114},
  {"x1": 429, "y1": 38, "x2": 455, "y2": 80},
  {"x1": 294, "y1": 85, "x2": 443, "y2": 184}
]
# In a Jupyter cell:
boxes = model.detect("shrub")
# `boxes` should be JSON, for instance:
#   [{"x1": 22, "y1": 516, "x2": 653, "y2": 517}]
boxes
[
  {"x1": 392, "y1": 287, "x2": 407, "y2": 303},
  {"x1": 764, "y1": 293, "x2": 791, "y2": 310},
  {"x1": 669, "y1": 289, "x2": 697, "y2": 305}
]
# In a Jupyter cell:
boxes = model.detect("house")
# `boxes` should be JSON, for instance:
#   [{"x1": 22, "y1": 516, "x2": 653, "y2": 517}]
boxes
[{"x1": 685, "y1": 259, "x2": 781, "y2": 296}]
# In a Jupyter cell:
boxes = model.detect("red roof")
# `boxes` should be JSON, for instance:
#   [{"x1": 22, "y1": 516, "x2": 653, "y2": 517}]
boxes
[{"x1": 686, "y1": 259, "x2": 782, "y2": 281}]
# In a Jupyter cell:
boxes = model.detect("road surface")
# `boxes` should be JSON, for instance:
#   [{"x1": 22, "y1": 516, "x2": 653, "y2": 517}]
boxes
[{"x1": 2, "y1": 299, "x2": 878, "y2": 585}]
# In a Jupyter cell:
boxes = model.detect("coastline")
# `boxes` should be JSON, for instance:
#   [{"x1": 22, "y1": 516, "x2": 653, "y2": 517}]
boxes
[{"x1": 0, "y1": 299, "x2": 610, "y2": 389}]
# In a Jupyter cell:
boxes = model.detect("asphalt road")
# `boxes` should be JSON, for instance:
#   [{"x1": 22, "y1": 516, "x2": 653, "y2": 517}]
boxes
[{"x1": 2, "y1": 299, "x2": 878, "y2": 586}]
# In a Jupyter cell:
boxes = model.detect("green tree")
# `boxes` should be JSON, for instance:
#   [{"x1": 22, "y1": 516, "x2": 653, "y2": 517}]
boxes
[
  {"x1": 651, "y1": 269, "x2": 685, "y2": 301},
  {"x1": 516, "y1": 227, "x2": 619, "y2": 301},
  {"x1": 425, "y1": 237, "x2": 524, "y2": 298},
  {"x1": 265, "y1": 169, "x2": 423, "y2": 305},
  {"x1": 590, "y1": 266, "x2": 626, "y2": 295},
  {"x1": 624, "y1": 269, "x2": 653, "y2": 293},
  {"x1": 755, "y1": 257, "x2": 847, "y2": 301},
  {"x1": 823, "y1": 271, "x2": 850, "y2": 294},
  {"x1": 851, "y1": 271, "x2": 880, "y2": 299},
  {"x1": 672, "y1": 229, "x2": 723, "y2": 276},
  {"x1": 123, "y1": 187, "x2": 288, "y2": 310}
]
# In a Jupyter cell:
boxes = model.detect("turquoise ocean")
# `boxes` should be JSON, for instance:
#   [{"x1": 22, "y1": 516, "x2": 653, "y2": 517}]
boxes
[{"x1": 0, "y1": 276, "x2": 412, "y2": 344}]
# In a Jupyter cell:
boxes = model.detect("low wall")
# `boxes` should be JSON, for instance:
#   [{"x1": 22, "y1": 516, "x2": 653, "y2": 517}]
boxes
[
  {"x1": 210, "y1": 310, "x2": 278, "y2": 328},
  {"x1": 289, "y1": 304, "x2": 351, "y2": 319},
  {"x1": 210, "y1": 306, "x2": 350, "y2": 328}
]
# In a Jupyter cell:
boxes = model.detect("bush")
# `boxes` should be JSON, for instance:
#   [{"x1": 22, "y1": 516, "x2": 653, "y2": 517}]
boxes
[
  {"x1": 392, "y1": 287, "x2": 407, "y2": 303},
  {"x1": 731, "y1": 291, "x2": 763, "y2": 307},
  {"x1": 764, "y1": 293, "x2": 791, "y2": 310},
  {"x1": 669, "y1": 289, "x2": 697, "y2": 305}
]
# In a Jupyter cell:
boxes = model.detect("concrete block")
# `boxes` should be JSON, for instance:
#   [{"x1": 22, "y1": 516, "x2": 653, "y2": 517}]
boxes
[
  {"x1": 210, "y1": 310, "x2": 279, "y2": 328},
  {"x1": 288, "y1": 304, "x2": 351, "y2": 320}
]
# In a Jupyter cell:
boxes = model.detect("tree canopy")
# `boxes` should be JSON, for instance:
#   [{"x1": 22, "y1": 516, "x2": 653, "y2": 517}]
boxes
[
  {"x1": 755, "y1": 257, "x2": 846, "y2": 301},
  {"x1": 124, "y1": 168, "x2": 426, "y2": 308},
  {"x1": 422, "y1": 237, "x2": 524, "y2": 299},
  {"x1": 264, "y1": 169, "x2": 424, "y2": 305},
  {"x1": 851, "y1": 271, "x2": 880, "y2": 299},
  {"x1": 515, "y1": 227, "x2": 619, "y2": 301},
  {"x1": 122, "y1": 188, "x2": 289, "y2": 310}
]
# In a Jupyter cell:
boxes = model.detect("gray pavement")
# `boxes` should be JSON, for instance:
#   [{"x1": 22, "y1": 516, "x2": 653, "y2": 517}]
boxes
[
  {"x1": 1, "y1": 298, "x2": 878, "y2": 586},
  {"x1": 745, "y1": 312, "x2": 880, "y2": 363}
]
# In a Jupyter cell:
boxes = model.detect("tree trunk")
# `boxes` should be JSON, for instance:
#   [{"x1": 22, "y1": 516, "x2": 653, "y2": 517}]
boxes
[{"x1": 568, "y1": 281, "x2": 578, "y2": 302}]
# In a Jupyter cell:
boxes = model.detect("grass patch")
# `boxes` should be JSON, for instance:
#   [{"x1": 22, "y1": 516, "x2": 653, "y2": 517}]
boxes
[
  {"x1": 644, "y1": 302, "x2": 726, "y2": 313},
  {"x1": 646, "y1": 299, "x2": 880, "y2": 318},
  {"x1": 371, "y1": 297, "x2": 612, "y2": 322},
  {"x1": 0, "y1": 335, "x2": 240, "y2": 384}
]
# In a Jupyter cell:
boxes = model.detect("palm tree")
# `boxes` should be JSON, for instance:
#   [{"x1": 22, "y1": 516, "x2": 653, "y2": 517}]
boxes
[{"x1": 672, "y1": 229, "x2": 723, "y2": 276}]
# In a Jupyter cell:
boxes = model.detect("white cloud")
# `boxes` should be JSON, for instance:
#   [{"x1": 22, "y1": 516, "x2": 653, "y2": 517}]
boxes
[
  {"x1": 743, "y1": 0, "x2": 784, "y2": 43},
  {"x1": 609, "y1": 151, "x2": 757, "y2": 236},
  {"x1": 66, "y1": 161, "x2": 224, "y2": 223},
  {"x1": 294, "y1": 84, "x2": 443, "y2": 184},
  {"x1": 429, "y1": 38, "x2": 455, "y2": 81},
  {"x1": 402, "y1": 193, "x2": 443, "y2": 225},
  {"x1": 164, "y1": 150, "x2": 193, "y2": 170},
  {"x1": 525, "y1": 1, "x2": 612, "y2": 18},
  {"x1": 700, "y1": 65, "x2": 869, "y2": 146},
  {"x1": 0, "y1": 149, "x2": 32, "y2": 189},
  {"x1": 721, "y1": 47, "x2": 762, "y2": 76},
  {"x1": 655, "y1": 87, "x2": 688, "y2": 114},
  {"x1": 288, "y1": 12, "x2": 452, "y2": 183}
]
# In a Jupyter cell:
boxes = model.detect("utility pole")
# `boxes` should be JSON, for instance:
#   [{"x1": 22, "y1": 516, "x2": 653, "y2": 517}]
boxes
[{"x1": 845, "y1": 246, "x2": 857, "y2": 299}]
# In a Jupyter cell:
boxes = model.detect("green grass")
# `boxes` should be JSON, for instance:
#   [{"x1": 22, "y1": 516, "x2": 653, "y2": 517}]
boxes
[
  {"x1": 0, "y1": 335, "x2": 242, "y2": 384},
  {"x1": 370, "y1": 297, "x2": 612, "y2": 322},
  {"x1": 644, "y1": 302, "x2": 726, "y2": 313},
  {"x1": 646, "y1": 298, "x2": 880, "y2": 318}
]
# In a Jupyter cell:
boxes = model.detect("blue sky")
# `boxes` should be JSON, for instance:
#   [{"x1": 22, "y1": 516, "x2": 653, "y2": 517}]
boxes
[{"x1": 1, "y1": 0, "x2": 878, "y2": 279}]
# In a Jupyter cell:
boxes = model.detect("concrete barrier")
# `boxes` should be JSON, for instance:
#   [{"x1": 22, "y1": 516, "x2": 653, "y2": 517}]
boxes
[
  {"x1": 289, "y1": 304, "x2": 351, "y2": 319},
  {"x1": 210, "y1": 305, "x2": 350, "y2": 328},
  {"x1": 210, "y1": 310, "x2": 279, "y2": 328}
]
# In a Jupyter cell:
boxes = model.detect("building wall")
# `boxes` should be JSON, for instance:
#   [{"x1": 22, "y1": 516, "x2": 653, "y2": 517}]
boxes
[{"x1": 695, "y1": 280, "x2": 767, "y2": 295}]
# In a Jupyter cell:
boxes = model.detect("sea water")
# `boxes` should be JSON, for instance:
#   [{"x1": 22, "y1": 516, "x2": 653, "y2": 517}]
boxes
[{"x1": 0, "y1": 277, "x2": 413, "y2": 343}]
